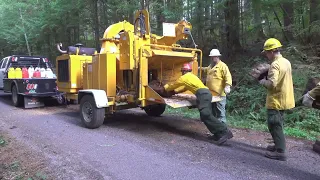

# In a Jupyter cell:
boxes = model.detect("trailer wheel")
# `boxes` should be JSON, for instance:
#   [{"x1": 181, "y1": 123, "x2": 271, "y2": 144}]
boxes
[
  {"x1": 313, "y1": 143, "x2": 320, "y2": 154},
  {"x1": 144, "y1": 104, "x2": 166, "y2": 117},
  {"x1": 56, "y1": 94, "x2": 65, "y2": 105},
  {"x1": 11, "y1": 85, "x2": 23, "y2": 107},
  {"x1": 80, "y1": 95, "x2": 105, "y2": 129}
]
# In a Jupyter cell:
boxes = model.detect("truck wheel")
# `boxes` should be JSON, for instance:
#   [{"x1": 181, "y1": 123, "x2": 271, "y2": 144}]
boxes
[
  {"x1": 56, "y1": 94, "x2": 65, "y2": 105},
  {"x1": 12, "y1": 85, "x2": 23, "y2": 107},
  {"x1": 144, "y1": 104, "x2": 166, "y2": 117},
  {"x1": 313, "y1": 143, "x2": 320, "y2": 154},
  {"x1": 80, "y1": 95, "x2": 105, "y2": 129}
]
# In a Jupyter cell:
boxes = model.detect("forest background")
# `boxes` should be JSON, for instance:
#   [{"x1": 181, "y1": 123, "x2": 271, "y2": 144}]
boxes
[{"x1": 0, "y1": 0, "x2": 319, "y2": 139}]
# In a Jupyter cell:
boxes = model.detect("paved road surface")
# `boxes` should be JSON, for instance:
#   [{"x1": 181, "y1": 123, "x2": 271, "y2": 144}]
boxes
[{"x1": 0, "y1": 92, "x2": 319, "y2": 180}]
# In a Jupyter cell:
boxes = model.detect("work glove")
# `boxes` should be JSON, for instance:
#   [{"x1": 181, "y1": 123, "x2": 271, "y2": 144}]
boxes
[
  {"x1": 259, "y1": 78, "x2": 267, "y2": 86},
  {"x1": 250, "y1": 63, "x2": 270, "y2": 80},
  {"x1": 163, "y1": 90, "x2": 176, "y2": 98},
  {"x1": 302, "y1": 93, "x2": 315, "y2": 108},
  {"x1": 224, "y1": 85, "x2": 231, "y2": 94}
]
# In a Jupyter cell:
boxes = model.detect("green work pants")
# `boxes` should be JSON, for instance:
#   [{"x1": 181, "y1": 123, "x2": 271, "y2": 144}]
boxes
[
  {"x1": 195, "y1": 88, "x2": 228, "y2": 136},
  {"x1": 267, "y1": 109, "x2": 286, "y2": 152}
]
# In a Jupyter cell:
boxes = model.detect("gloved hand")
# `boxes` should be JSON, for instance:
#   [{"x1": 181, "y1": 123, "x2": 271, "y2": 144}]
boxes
[
  {"x1": 224, "y1": 85, "x2": 231, "y2": 94},
  {"x1": 151, "y1": 86, "x2": 164, "y2": 94},
  {"x1": 259, "y1": 78, "x2": 267, "y2": 86},
  {"x1": 163, "y1": 90, "x2": 176, "y2": 98},
  {"x1": 302, "y1": 93, "x2": 315, "y2": 108}
]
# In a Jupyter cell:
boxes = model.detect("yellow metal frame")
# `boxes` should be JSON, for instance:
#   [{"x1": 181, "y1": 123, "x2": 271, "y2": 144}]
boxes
[
  {"x1": 56, "y1": 9, "x2": 205, "y2": 112},
  {"x1": 56, "y1": 54, "x2": 92, "y2": 94}
]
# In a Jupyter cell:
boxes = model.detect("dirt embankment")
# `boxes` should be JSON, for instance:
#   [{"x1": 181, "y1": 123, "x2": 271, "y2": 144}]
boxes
[{"x1": 0, "y1": 131, "x2": 53, "y2": 180}]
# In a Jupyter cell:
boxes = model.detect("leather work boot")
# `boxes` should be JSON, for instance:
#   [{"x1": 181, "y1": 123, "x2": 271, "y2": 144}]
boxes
[
  {"x1": 265, "y1": 151, "x2": 287, "y2": 161},
  {"x1": 213, "y1": 129, "x2": 233, "y2": 145},
  {"x1": 266, "y1": 145, "x2": 276, "y2": 152},
  {"x1": 208, "y1": 134, "x2": 220, "y2": 141}
]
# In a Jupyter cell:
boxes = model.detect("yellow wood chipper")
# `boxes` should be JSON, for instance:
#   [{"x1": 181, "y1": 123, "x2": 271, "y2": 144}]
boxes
[{"x1": 56, "y1": 9, "x2": 222, "y2": 129}]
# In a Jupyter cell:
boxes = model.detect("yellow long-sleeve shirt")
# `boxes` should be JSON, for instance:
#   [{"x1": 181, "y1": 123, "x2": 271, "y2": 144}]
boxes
[
  {"x1": 263, "y1": 54, "x2": 295, "y2": 110},
  {"x1": 163, "y1": 72, "x2": 208, "y2": 94},
  {"x1": 203, "y1": 61, "x2": 232, "y2": 96}
]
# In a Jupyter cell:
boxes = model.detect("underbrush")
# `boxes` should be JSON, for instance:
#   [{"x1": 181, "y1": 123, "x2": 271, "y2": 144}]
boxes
[
  {"x1": 0, "y1": 135, "x2": 48, "y2": 180},
  {"x1": 165, "y1": 51, "x2": 320, "y2": 141}
]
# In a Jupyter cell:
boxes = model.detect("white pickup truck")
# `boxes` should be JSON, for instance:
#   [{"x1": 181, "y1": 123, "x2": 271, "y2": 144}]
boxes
[{"x1": 0, "y1": 55, "x2": 63, "y2": 108}]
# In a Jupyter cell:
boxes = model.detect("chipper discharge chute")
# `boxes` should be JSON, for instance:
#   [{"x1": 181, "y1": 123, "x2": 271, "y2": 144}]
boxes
[{"x1": 56, "y1": 9, "x2": 222, "y2": 129}]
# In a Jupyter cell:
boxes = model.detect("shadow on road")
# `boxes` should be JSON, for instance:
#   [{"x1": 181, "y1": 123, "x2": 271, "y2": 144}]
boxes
[
  {"x1": 1, "y1": 91, "x2": 318, "y2": 179},
  {"x1": 0, "y1": 93, "x2": 13, "y2": 106},
  {"x1": 53, "y1": 108, "x2": 274, "y2": 153},
  {"x1": 0, "y1": 92, "x2": 63, "y2": 109},
  {"x1": 54, "y1": 109, "x2": 320, "y2": 180}
]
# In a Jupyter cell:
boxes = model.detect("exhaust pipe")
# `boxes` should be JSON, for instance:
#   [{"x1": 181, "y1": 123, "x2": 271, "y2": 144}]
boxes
[{"x1": 57, "y1": 43, "x2": 67, "y2": 54}]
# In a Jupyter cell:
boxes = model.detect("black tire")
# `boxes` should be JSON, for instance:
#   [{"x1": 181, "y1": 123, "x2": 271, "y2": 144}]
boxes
[
  {"x1": 313, "y1": 143, "x2": 320, "y2": 154},
  {"x1": 56, "y1": 95, "x2": 65, "y2": 105},
  {"x1": 80, "y1": 95, "x2": 105, "y2": 129},
  {"x1": 11, "y1": 85, "x2": 23, "y2": 107},
  {"x1": 144, "y1": 104, "x2": 166, "y2": 117}
]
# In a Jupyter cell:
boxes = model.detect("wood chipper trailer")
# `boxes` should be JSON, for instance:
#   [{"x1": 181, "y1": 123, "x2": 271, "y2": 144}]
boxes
[{"x1": 56, "y1": 9, "x2": 222, "y2": 129}]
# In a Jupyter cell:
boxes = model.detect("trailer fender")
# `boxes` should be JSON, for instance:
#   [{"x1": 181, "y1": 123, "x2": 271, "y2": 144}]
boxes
[{"x1": 78, "y1": 89, "x2": 109, "y2": 108}]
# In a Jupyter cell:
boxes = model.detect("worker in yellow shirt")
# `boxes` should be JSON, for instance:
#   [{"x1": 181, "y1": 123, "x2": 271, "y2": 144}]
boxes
[
  {"x1": 154, "y1": 63, "x2": 233, "y2": 145},
  {"x1": 200, "y1": 49, "x2": 232, "y2": 123},
  {"x1": 302, "y1": 82, "x2": 320, "y2": 109},
  {"x1": 301, "y1": 82, "x2": 320, "y2": 154},
  {"x1": 259, "y1": 38, "x2": 295, "y2": 161}
]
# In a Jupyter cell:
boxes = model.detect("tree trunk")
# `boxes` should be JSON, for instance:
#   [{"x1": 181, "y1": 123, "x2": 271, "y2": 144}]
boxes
[
  {"x1": 103, "y1": 0, "x2": 109, "y2": 26},
  {"x1": 273, "y1": 9, "x2": 289, "y2": 42},
  {"x1": 175, "y1": 0, "x2": 184, "y2": 21},
  {"x1": 252, "y1": 0, "x2": 265, "y2": 42},
  {"x1": 210, "y1": 2, "x2": 214, "y2": 35},
  {"x1": 93, "y1": 0, "x2": 100, "y2": 50},
  {"x1": 127, "y1": 0, "x2": 134, "y2": 23},
  {"x1": 281, "y1": 1, "x2": 294, "y2": 40},
  {"x1": 205, "y1": 0, "x2": 210, "y2": 35},
  {"x1": 224, "y1": 0, "x2": 242, "y2": 57},
  {"x1": 196, "y1": 0, "x2": 204, "y2": 46},
  {"x1": 310, "y1": 0, "x2": 320, "y2": 23},
  {"x1": 187, "y1": 0, "x2": 190, "y2": 20}
]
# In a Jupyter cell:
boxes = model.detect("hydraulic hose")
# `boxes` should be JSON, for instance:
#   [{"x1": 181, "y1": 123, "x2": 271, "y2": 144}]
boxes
[
  {"x1": 134, "y1": 12, "x2": 146, "y2": 37},
  {"x1": 133, "y1": 11, "x2": 146, "y2": 101}
]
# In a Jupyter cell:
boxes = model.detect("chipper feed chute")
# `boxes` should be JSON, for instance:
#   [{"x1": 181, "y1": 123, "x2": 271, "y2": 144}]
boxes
[{"x1": 145, "y1": 46, "x2": 222, "y2": 109}]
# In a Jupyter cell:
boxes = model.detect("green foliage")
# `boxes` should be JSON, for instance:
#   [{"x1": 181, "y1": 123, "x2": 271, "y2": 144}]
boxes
[
  {"x1": 165, "y1": 107, "x2": 199, "y2": 119},
  {"x1": 2, "y1": 160, "x2": 47, "y2": 180},
  {"x1": 0, "y1": 0, "x2": 317, "y2": 140},
  {"x1": 0, "y1": 136, "x2": 6, "y2": 146},
  {"x1": 165, "y1": 53, "x2": 320, "y2": 140},
  {"x1": 0, "y1": 0, "x2": 319, "y2": 62},
  {"x1": 9, "y1": 161, "x2": 21, "y2": 171},
  {"x1": 35, "y1": 172, "x2": 47, "y2": 180}
]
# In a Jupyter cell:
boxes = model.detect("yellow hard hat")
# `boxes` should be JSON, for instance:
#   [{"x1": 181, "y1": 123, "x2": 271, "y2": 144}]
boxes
[{"x1": 263, "y1": 38, "x2": 282, "y2": 51}]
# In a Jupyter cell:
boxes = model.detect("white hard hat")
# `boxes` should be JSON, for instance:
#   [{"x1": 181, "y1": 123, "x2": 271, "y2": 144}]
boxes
[{"x1": 209, "y1": 49, "x2": 221, "y2": 56}]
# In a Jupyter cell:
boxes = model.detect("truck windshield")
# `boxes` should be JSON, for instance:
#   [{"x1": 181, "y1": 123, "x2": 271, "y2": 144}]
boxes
[{"x1": 9, "y1": 57, "x2": 51, "y2": 69}]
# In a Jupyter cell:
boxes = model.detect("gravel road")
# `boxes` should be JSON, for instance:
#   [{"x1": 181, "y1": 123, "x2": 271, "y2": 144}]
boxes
[{"x1": 0, "y1": 92, "x2": 319, "y2": 180}]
